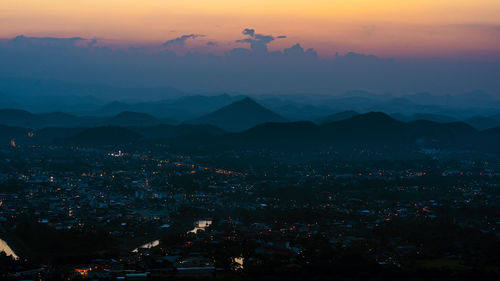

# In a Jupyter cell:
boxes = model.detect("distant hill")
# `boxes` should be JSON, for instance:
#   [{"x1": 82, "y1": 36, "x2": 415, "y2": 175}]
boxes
[
  {"x1": 34, "y1": 127, "x2": 88, "y2": 144},
  {"x1": 0, "y1": 125, "x2": 30, "y2": 145},
  {"x1": 187, "y1": 97, "x2": 287, "y2": 131},
  {"x1": 321, "y1": 113, "x2": 475, "y2": 149},
  {"x1": 0, "y1": 77, "x2": 186, "y2": 112},
  {"x1": 390, "y1": 113, "x2": 457, "y2": 123},
  {"x1": 258, "y1": 99, "x2": 334, "y2": 121},
  {"x1": 464, "y1": 116, "x2": 500, "y2": 130},
  {"x1": 388, "y1": 112, "x2": 500, "y2": 130},
  {"x1": 130, "y1": 123, "x2": 225, "y2": 139},
  {"x1": 104, "y1": 111, "x2": 161, "y2": 126},
  {"x1": 317, "y1": 111, "x2": 359, "y2": 124},
  {"x1": 490, "y1": 114, "x2": 500, "y2": 122},
  {"x1": 476, "y1": 126, "x2": 500, "y2": 152},
  {"x1": 62, "y1": 126, "x2": 142, "y2": 145},
  {"x1": 0, "y1": 109, "x2": 82, "y2": 128},
  {"x1": 0, "y1": 109, "x2": 34, "y2": 126},
  {"x1": 323, "y1": 112, "x2": 405, "y2": 138},
  {"x1": 0, "y1": 125, "x2": 90, "y2": 146},
  {"x1": 17, "y1": 123, "x2": 223, "y2": 146},
  {"x1": 171, "y1": 112, "x2": 479, "y2": 152},
  {"x1": 87, "y1": 94, "x2": 243, "y2": 120},
  {"x1": 4, "y1": 110, "x2": 500, "y2": 153},
  {"x1": 0, "y1": 109, "x2": 174, "y2": 128}
]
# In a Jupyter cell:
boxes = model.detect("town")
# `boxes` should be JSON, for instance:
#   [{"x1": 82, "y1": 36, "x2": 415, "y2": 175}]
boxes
[{"x1": 1, "y1": 143, "x2": 499, "y2": 280}]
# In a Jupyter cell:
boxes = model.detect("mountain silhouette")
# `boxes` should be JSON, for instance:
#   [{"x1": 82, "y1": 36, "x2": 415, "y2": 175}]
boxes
[
  {"x1": 187, "y1": 97, "x2": 287, "y2": 131},
  {"x1": 64, "y1": 126, "x2": 142, "y2": 145},
  {"x1": 104, "y1": 111, "x2": 161, "y2": 126},
  {"x1": 3, "y1": 108, "x2": 499, "y2": 153},
  {"x1": 0, "y1": 109, "x2": 80, "y2": 128},
  {"x1": 87, "y1": 94, "x2": 243, "y2": 120},
  {"x1": 464, "y1": 116, "x2": 500, "y2": 130},
  {"x1": 171, "y1": 112, "x2": 480, "y2": 152},
  {"x1": 130, "y1": 123, "x2": 225, "y2": 139},
  {"x1": 317, "y1": 110, "x2": 359, "y2": 124},
  {"x1": 0, "y1": 109, "x2": 173, "y2": 128},
  {"x1": 391, "y1": 113, "x2": 457, "y2": 123},
  {"x1": 476, "y1": 126, "x2": 500, "y2": 152}
]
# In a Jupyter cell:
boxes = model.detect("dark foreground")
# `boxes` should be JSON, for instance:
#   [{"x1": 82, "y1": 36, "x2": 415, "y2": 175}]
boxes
[{"x1": 0, "y1": 142, "x2": 499, "y2": 281}]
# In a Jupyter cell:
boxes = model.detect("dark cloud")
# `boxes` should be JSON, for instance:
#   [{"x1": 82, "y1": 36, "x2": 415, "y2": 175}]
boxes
[
  {"x1": 206, "y1": 41, "x2": 217, "y2": 47},
  {"x1": 162, "y1": 34, "x2": 204, "y2": 47},
  {"x1": 242, "y1": 28, "x2": 255, "y2": 37},
  {"x1": 236, "y1": 28, "x2": 286, "y2": 53},
  {"x1": 253, "y1": 34, "x2": 275, "y2": 43},
  {"x1": 284, "y1": 44, "x2": 317, "y2": 58},
  {"x1": 11, "y1": 35, "x2": 85, "y2": 47},
  {"x1": 88, "y1": 39, "x2": 98, "y2": 48}
]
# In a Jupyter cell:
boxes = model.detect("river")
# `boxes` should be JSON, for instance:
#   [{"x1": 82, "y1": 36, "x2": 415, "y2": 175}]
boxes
[
  {"x1": 0, "y1": 238, "x2": 19, "y2": 260},
  {"x1": 187, "y1": 219, "x2": 212, "y2": 234},
  {"x1": 131, "y1": 219, "x2": 213, "y2": 253}
]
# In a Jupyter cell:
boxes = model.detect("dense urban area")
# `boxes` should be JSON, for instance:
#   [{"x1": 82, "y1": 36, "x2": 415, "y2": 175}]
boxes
[{"x1": 1, "y1": 141, "x2": 499, "y2": 280}]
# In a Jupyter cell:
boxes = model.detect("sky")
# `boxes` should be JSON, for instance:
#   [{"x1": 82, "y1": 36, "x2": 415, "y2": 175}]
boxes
[
  {"x1": 0, "y1": 0, "x2": 499, "y2": 97},
  {"x1": 2, "y1": 0, "x2": 500, "y2": 58}
]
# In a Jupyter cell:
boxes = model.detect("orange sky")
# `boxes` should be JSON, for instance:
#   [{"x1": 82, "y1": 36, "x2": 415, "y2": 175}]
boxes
[{"x1": 1, "y1": 0, "x2": 500, "y2": 57}]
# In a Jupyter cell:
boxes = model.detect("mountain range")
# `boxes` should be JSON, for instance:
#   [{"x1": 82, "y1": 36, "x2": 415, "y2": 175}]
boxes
[
  {"x1": 0, "y1": 109, "x2": 174, "y2": 128},
  {"x1": 2, "y1": 110, "x2": 500, "y2": 153},
  {"x1": 1, "y1": 97, "x2": 500, "y2": 153},
  {"x1": 208, "y1": 112, "x2": 479, "y2": 151},
  {"x1": 2, "y1": 78, "x2": 500, "y2": 121},
  {"x1": 2, "y1": 96, "x2": 500, "y2": 132},
  {"x1": 186, "y1": 97, "x2": 287, "y2": 131}
]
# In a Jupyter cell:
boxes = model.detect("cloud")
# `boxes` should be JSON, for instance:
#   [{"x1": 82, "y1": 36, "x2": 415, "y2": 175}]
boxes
[
  {"x1": 88, "y1": 38, "x2": 98, "y2": 48},
  {"x1": 283, "y1": 43, "x2": 317, "y2": 58},
  {"x1": 242, "y1": 28, "x2": 255, "y2": 37},
  {"x1": 162, "y1": 34, "x2": 204, "y2": 47},
  {"x1": 0, "y1": 34, "x2": 499, "y2": 96},
  {"x1": 206, "y1": 41, "x2": 217, "y2": 47},
  {"x1": 236, "y1": 28, "x2": 286, "y2": 53},
  {"x1": 11, "y1": 35, "x2": 85, "y2": 47}
]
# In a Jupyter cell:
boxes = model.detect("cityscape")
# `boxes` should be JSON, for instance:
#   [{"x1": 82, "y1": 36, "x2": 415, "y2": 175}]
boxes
[{"x1": 1, "y1": 0, "x2": 500, "y2": 280}]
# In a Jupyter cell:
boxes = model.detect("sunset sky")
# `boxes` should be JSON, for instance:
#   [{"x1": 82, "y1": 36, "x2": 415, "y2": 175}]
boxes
[{"x1": 2, "y1": 0, "x2": 500, "y2": 58}]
